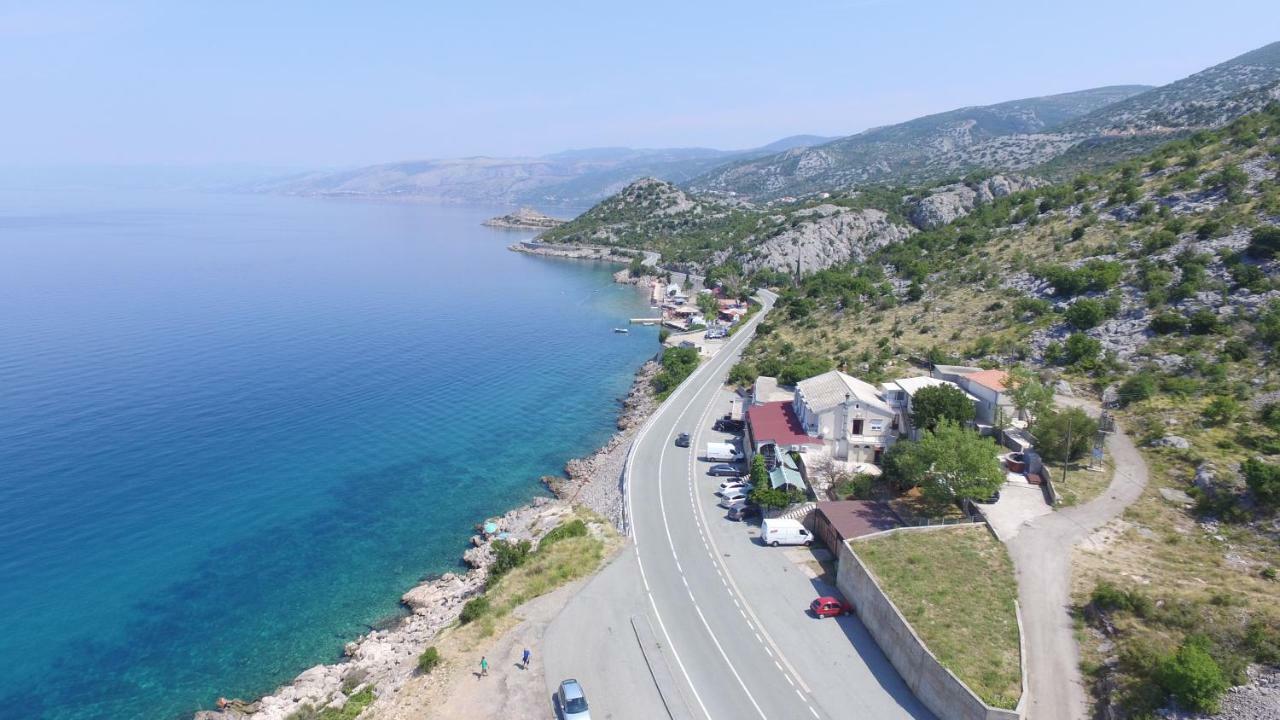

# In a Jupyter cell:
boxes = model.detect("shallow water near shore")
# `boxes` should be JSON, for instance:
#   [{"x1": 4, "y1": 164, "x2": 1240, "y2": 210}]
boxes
[{"x1": 0, "y1": 189, "x2": 657, "y2": 720}]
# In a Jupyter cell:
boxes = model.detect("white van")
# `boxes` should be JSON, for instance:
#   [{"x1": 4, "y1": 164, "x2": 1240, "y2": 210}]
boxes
[
  {"x1": 760, "y1": 518, "x2": 812, "y2": 547},
  {"x1": 704, "y1": 442, "x2": 743, "y2": 463}
]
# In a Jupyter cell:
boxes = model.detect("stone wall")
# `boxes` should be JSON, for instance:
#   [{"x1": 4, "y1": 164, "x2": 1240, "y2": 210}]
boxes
[{"x1": 836, "y1": 526, "x2": 1025, "y2": 720}]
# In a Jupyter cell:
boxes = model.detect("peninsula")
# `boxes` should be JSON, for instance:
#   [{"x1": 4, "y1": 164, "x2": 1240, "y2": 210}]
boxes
[{"x1": 481, "y1": 208, "x2": 565, "y2": 230}]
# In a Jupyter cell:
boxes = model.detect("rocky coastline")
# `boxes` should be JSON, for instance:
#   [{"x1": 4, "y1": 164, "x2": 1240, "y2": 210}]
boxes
[
  {"x1": 480, "y1": 207, "x2": 565, "y2": 230},
  {"x1": 194, "y1": 359, "x2": 659, "y2": 720},
  {"x1": 508, "y1": 240, "x2": 640, "y2": 264}
]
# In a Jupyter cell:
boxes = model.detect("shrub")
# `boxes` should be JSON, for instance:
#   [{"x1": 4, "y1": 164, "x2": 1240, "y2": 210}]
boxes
[
  {"x1": 1246, "y1": 226, "x2": 1280, "y2": 259},
  {"x1": 910, "y1": 384, "x2": 977, "y2": 431},
  {"x1": 1066, "y1": 298, "x2": 1108, "y2": 329},
  {"x1": 538, "y1": 519, "x2": 588, "y2": 550},
  {"x1": 1158, "y1": 640, "x2": 1228, "y2": 713},
  {"x1": 487, "y1": 539, "x2": 532, "y2": 587},
  {"x1": 1014, "y1": 297, "x2": 1051, "y2": 317},
  {"x1": 1222, "y1": 338, "x2": 1250, "y2": 361},
  {"x1": 1259, "y1": 403, "x2": 1280, "y2": 431},
  {"x1": 1187, "y1": 309, "x2": 1221, "y2": 335},
  {"x1": 1063, "y1": 333, "x2": 1102, "y2": 367},
  {"x1": 1202, "y1": 396, "x2": 1240, "y2": 426},
  {"x1": 459, "y1": 596, "x2": 490, "y2": 624},
  {"x1": 1242, "y1": 458, "x2": 1280, "y2": 509},
  {"x1": 1149, "y1": 312, "x2": 1187, "y2": 334},
  {"x1": 652, "y1": 346, "x2": 700, "y2": 398},
  {"x1": 1118, "y1": 373, "x2": 1157, "y2": 406},
  {"x1": 417, "y1": 646, "x2": 441, "y2": 674}
]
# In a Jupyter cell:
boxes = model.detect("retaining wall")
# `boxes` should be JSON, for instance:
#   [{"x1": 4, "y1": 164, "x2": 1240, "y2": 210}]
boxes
[{"x1": 836, "y1": 526, "x2": 1025, "y2": 720}]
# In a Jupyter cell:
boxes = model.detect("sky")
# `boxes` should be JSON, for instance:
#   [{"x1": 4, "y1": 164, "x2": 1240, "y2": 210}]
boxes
[{"x1": 2, "y1": 1, "x2": 1278, "y2": 170}]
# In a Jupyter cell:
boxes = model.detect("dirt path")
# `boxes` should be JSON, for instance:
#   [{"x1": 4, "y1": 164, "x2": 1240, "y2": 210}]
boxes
[
  {"x1": 368, "y1": 579, "x2": 585, "y2": 720},
  {"x1": 1007, "y1": 396, "x2": 1149, "y2": 720}
]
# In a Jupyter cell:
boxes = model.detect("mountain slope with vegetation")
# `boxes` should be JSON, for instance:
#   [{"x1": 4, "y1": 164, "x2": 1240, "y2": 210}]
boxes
[{"x1": 687, "y1": 86, "x2": 1150, "y2": 199}]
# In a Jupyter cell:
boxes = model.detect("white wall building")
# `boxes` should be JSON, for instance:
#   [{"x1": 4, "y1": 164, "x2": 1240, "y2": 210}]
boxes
[{"x1": 794, "y1": 371, "x2": 897, "y2": 464}]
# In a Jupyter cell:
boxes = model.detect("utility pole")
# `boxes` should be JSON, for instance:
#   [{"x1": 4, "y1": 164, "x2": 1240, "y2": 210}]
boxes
[{"x1": 1062, "y1": 420, "x2": 1073, "y2": 487}]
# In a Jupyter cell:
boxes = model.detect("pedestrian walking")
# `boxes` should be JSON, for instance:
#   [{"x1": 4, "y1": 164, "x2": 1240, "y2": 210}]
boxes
[
  {"x1": 480, "y1": 656, "x2": 488, "y2": 677},
  {"x1": 521, "y1": 648, "x2": 531, "y2": 669}
]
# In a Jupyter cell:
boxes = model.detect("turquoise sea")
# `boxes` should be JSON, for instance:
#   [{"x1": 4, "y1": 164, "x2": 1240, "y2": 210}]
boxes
[{"x1": 0, "y1": 189, "x2": 657, "y2": 719}]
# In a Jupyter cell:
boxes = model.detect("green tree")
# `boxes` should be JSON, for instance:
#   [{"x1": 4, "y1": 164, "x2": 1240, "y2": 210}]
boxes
[
  {"x1": 910, "y1": 384, "x2": 976, "y2": 432},
  {"x1": 1007, "y1": 367, "x2": 1054, "y2": 422},
  {"x1": 882, "y1": 440, "x2": 927, "y2": 492},
  {"x1": 750, "y1": 454, "x2": 769, "y2": 488},
  {"x1": 696, "y1": 291, "x2": 720, "y2": 322},
  {"x1": 911, "y1": 422, "x2": 1006, "y2": 505},
  {"x1": 1158, "y1": 640, "x2": 1228, "y2": 713},
  {"x1": 1032, "y1": 407, "x2": 1098, "y2": 462},
  {"x1": 1242, "y1": 458, "x2": 1280, "y2": 510},
  {"x1": 1117, "y1": 373, "x2": 1157, "y2": 407}
]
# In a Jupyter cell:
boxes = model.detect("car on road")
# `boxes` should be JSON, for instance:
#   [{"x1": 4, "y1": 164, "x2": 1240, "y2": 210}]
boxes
[
  {"x1": 717, "y1": 489, "x2": 749, "y2": 508},
  {"x1": 707, "y1": 463, "x2": 740, "y2": 477},
  {"x1": 556, "y1": 678, "x2": 591, "y2": 720},
  {"x1": 674, "y1": 432, "x2": 690, "y2": 448},
  {"x1": 810, "y1": 596, "x2": 853, "y2": 618},
  {"x1": 716, "y1": 479, "x2": 752, "y2": 494},
  {"x1": 726, "y1": 503, "x2": 759, "y2": 522}
]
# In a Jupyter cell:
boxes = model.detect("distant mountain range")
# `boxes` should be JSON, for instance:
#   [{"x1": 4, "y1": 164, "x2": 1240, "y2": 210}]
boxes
[
  {"x1": 259, "y1": 41, "x2": 1280, "y2": 208},
  {"x1": 690, "y1": 41, "x2": 1280, "y2": 199},
  {"x1": 254, "y1": 135, "x2": 837, "y2": 208}
]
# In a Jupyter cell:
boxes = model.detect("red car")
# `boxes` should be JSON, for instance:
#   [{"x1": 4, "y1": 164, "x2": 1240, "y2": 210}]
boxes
[{"x1": 810, "y1": 596, "x2": 853, "y2": 618}]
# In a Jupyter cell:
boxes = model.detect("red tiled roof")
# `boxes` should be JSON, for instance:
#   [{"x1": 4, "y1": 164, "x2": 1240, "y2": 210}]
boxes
[
  {"x1": 746, "y1": 401, "x2": 818, "y2": 448},
  {"x1": 966, "y1": 369, "x2": 1009, "y2": 392},
  {"x1": 815, "y1": 501, "x2": 901, "y2": 541}
]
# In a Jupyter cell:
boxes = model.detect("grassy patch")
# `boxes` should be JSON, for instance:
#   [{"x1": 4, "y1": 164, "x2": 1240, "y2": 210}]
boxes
[
  {"x1": 855, "y1": 526, "x2": 1022, "y2": 709},
  {"x1": 1045, "y1": 451, "x2": 1113, "y2": 507}
]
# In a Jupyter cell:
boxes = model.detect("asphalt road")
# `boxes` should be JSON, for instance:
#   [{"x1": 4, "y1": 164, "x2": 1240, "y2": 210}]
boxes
[{"x1": 545, "y1": 293, "x2": 931, "y2": 720}]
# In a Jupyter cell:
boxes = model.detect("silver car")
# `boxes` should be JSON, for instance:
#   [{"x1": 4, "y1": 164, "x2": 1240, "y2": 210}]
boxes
[{"x1": 557, "y1": 678, "x2": 591, "y2": 720}]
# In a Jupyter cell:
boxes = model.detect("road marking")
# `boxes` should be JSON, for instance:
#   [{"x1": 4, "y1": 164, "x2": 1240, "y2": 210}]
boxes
[
  {"x1": 785, "y1": 674, "x2": 795, "y2": 687},
  {"x1": 618, "y1": 292, "x2": 776, "y2": 720},
  {"x1": 687, "y1": 392, "x2": 817, "y2": 697},
  {"x1": 809, "y1": 706, "x2": 820, "y2": 718},
  {"x1": 754, "y1": 632, "x2": 763, "y2": 643}
]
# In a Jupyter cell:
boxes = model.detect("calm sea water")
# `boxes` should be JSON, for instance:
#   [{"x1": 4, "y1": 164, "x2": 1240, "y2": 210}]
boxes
[{"x1": 0, "y1": 189, "x2": 656, "y2": 719}]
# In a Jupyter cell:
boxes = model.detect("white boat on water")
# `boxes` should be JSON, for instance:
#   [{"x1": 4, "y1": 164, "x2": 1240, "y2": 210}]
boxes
[{"x1": 613, "y1": 327, "x2": 629, "y2": 333}]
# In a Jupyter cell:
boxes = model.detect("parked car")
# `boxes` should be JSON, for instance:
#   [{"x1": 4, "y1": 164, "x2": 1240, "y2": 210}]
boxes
[
  {"x1": 716, "y1": 478, "x2": 752, "y2": 494},
  {"x1": 718, "y1": 490, "x2": 749, "y2": 508},
  {"x1": 726, "y1": 503, "x2": 759, "y2": 522},
  {"x1": 713, "y1": 417, "x2": 745, "y2": 433},
  {"x1": 707, "y1": 463, "x2": 740, "y2": 477},
  {"x1": 810, "y1": 596, "x2": 853, "y2": 618},
  {"x1": 674, "y1": 432, "x2": 690, "y2": 448},
  {"x1": 556, "y1": 679, "x2": 591, "y2": 720},
  {"x1": 761, "y1": 518, "x2": 813, "y2": 547}
]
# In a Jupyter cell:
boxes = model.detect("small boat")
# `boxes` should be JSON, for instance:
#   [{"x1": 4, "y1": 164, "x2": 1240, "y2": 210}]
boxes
[{"x1": 613, "y1": 327, "x2": 629, "y2": 333}]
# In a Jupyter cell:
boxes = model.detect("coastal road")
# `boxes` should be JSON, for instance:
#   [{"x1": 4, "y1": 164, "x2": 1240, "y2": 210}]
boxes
[{"x1": 544, "y1": 293, "x2": 931, "y2": 720}]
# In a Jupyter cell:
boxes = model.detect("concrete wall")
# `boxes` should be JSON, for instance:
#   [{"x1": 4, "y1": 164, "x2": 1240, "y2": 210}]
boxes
[{"x1": 836, "y1": 527, "x2": 1024, "y2": 720}]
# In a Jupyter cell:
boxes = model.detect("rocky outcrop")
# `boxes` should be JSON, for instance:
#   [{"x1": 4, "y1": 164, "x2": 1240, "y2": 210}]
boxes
[
  {"x1": 482, "y1": 208, "x2": 565, "y2": 230},
  {"x1": 735, "y1": 205, "x2": 914, "y2": 273},
  {"x1": 1150, "y1": 436, "x2": 1191, "y2": 450},
  {"x1": 908, "y1": 174, "x2": 1043, "y2": 229}
]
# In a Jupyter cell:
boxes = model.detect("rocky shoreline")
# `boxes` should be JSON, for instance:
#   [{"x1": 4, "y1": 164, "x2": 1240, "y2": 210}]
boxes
[
  {"x1": 508, "y1": 240, "x2": 640, "y2": 264},
  {"x1": 194, "y1": 359, "x2": 660, "y2": 720}
]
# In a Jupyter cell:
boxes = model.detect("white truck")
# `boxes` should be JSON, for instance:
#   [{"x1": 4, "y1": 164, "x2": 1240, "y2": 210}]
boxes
[
  {"x1": 704, "y1": 442, "x2": 743, "y2": 462},
  {"x1": 760, "y1": 518, "x2": 813, "y2": 547}
]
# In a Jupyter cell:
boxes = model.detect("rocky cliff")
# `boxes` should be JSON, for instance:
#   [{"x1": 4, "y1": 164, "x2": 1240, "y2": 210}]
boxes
[{"x1": 729, "y1": 205, "x2": 915, "y2": 273}]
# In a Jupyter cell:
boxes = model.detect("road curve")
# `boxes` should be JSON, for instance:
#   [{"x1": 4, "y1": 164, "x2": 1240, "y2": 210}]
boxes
[{"x1": 545, "y1": 291, "x2": 931, "y2": 720}]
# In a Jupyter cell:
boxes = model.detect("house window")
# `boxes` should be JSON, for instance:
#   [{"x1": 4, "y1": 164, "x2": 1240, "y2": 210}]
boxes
[
  {"x1": 870, "y1": 420, "x2": 883, "y2": 432},
  {"x1": 851, "y1": 419, "x2": 864, "y2": 435}
]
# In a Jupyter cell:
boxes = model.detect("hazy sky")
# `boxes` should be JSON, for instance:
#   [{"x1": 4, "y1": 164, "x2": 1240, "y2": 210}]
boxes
[{"x1": 2, "y1": 1, "x2": 1278, "y2": 169}]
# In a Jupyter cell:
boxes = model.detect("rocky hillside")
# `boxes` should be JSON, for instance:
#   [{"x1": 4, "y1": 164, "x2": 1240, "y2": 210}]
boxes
[
  {"x1": 254, "y1": 137, "x2": 834, "y2": 208},
  {"x1": 725, "y1": 107, "x2": 1280, "y2": 719},
  {"x1": 687, "y1": 86, "x2": 1147, "y2": 199}
]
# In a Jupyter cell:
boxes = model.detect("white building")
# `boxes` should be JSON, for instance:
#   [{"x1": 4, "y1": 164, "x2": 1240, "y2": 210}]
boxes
[
  {"x1": 930, "y1": 365, "x2": 1014, "y2": 426},
  {"x1": 794, "y1": 371, "x2": 897, "y2": 464}
]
